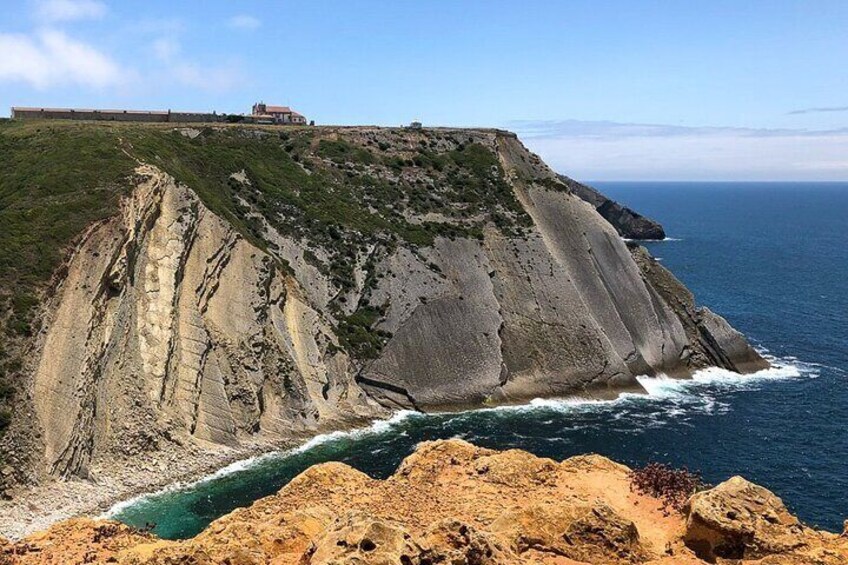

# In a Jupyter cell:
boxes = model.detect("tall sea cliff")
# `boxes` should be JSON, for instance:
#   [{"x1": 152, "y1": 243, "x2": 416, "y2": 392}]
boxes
[{"x1": 0, "y1": 122, "x2": 764, "y2": 504}]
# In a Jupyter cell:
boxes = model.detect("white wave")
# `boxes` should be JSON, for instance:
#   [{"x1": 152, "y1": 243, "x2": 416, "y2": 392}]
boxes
[
  {"x1": 107, "y1": 357, "x2": 813, "y2": 518},
  {"x1": 103, "y1": 410, "x2": 421, "y2": 518},
  {"x1": 622, "y1": 237, "x2": 682, "y2": 243},
  {"x1": 431, "y1": 358, "x2": 808, "y2": 420}
]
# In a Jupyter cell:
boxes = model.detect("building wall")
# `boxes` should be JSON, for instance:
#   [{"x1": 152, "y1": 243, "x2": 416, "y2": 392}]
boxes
[{"x1": 11, "y1": 108, "x2": 222, "y2": 123}]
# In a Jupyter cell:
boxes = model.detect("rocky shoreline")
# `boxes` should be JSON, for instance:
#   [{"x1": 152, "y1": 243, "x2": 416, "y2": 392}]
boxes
[
  {"x1": 3, "y1": 439, "x2": 846, "y2": 564},
  {"x1": 0, "y1": 437, "x2": 278, "y2": 540},
  {"x1": 0, "y1": 124, "x2": 771, "y2": 552},
  {"x1": 0, "y1": 412, "x2": 372, "y2": 540}
]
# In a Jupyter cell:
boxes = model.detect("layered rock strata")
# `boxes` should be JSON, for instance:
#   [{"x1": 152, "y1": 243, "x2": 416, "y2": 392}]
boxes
[{"x1": 5, "y1": 128, "x2": 766, "y2": 492}]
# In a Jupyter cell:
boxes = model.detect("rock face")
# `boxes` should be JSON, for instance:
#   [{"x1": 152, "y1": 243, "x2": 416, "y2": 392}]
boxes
[
  {"x1": 563, "y1": 175, "x2": 666, "y2": 240},
  {"x1": 3, "y1": 440, "x2": 846, "y2": 564},
  {"x1": 684, "y1": 476, "x2": 817, "y2": 562},
  {"x1": 4, "y1": 126, "x2": 766, "y2": 492}
]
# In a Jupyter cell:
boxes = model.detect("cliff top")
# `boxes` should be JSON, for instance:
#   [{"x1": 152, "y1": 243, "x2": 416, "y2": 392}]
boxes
[{"x1": 3, "y1": 439, "x2": 845, "y2": 564}]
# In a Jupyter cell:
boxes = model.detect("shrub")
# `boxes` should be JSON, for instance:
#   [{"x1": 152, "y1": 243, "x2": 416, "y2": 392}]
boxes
[{"x1": 629, "y1": 462, "x2": 707, "y2": 512}]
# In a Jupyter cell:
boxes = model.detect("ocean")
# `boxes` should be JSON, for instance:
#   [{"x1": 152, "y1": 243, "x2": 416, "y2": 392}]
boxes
[{"x1": 111, "y1": 182, "x2": 848, "y2": 539}]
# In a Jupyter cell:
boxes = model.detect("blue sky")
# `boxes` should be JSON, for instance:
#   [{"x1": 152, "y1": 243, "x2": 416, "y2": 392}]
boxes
[{"x1": 1, "y1": 0, "x2": 847, "y2": 180}]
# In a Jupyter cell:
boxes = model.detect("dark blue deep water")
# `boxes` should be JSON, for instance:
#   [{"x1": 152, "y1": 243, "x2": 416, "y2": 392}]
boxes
[{"x1": 113, "y1": 182, "x2": 848, "y2": 539}]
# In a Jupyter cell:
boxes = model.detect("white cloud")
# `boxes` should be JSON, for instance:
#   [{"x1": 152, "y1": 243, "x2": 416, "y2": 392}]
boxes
[
  {"x1": 169, "y1": 63, "x2": 243, "y2": 92},
  {"x1": 34, "y1": 0, "x2": 107, "y2": 22},
  {"x1": 0, "y1": 29, "x2": 124, "y2": 89},
  {"x1": 227, "y1": 14, "x2": 261, "y2": 30},
  {"x1": 513, "y1": 120, "x2": 848, "y2": 181},
  {"x1": 148, "y1": 36, "x2": 243, "y2": 92},
  {"x1": 151, "y1": 37, "x2": 179, "y2": 63}
]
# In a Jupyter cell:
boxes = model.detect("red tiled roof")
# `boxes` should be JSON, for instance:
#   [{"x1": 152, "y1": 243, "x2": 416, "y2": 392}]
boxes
[{"x1": 265, "y1": 105, "x2": 291, "y2": 114}]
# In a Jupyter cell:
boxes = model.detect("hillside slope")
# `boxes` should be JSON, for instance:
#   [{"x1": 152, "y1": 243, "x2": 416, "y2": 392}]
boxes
[
  {"x1": 3, "y1": 439, "x2": 846, "y2": 564},
  {"x1": 0, "y1": 122, "x2": 765, "y2": 495}
]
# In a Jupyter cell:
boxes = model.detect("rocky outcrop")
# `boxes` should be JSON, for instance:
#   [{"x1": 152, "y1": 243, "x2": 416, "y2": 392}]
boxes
[
  {"x1": 683, "y1": 476, "x2": 820, "y2": 562},
  {"x1": 563, "y1": 175, "x2": 666, "y2": 240},
  {"x1": 3, "y1": 440, "x2": 846, "y2": 564},
  {"x1": 19, "y1": 165, "x2": 379, "y2": 484},
  {"x1": 629, "y1": 245, "x2": 767, "y2": 374},
  {"x1": 4, "y1": 127, "x2": 766, "y2": 498}
]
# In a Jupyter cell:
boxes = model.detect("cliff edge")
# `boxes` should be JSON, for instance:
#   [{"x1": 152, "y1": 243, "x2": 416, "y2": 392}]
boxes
[
  {"x1": 0, "y1": 123, "x2": 766, "y2": 509},
  {"x1": 2, "y1": 439, "x2": 845, "y2": 564},
  {"x1": 562, "y1": 175, "x2": 667, "y2": 240}
]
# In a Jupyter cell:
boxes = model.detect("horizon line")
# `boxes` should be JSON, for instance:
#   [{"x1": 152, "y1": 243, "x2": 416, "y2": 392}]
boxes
[{"x1": 581, "y1": 179, "x2": 848, "y2": 183}]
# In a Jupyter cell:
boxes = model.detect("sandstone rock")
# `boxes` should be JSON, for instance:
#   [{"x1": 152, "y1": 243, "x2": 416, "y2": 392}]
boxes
[
  {"x1": 310, "y1": 514, "x2": 423, "y2": 564},
  {"x1": 0, "y1": 518, "x2": 154, "y2": 564},
  {"x1": 4, "y1": 440, "x2": 848, "y2": 564},
  {"x1": 420, "y1": 519, "x2": 516, "y2": 564},
  {"x1": 683, "y1": 476, "x2": 808, "y2": 560},
  {"x1": 492, "y1": 501, "x2": 648, "y2": 564}
]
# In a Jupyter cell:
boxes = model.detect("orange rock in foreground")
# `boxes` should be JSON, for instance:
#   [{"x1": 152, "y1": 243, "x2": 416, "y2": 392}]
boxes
[{"x1": 2, "y1": 439, "x2": 846, "y2": 564}]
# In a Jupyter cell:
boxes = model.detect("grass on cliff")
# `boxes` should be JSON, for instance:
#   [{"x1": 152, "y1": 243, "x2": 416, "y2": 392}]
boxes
[
  {"x1": 0, "y1": 121, "x2": 533, "y2": 421},
  {"x1": 0, "y1": 121, "x2": 136, "y2": 428}
]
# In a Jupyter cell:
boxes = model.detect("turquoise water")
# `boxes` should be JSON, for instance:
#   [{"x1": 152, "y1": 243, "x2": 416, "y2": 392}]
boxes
[{"x1": 112, "y1": 182, "x2": 848, "y2": 539}]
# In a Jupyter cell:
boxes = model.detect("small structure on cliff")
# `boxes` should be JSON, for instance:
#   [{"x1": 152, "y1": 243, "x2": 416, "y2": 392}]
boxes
[{"x1": 251, "y1": 102, "x2": 307, "y2": 125}]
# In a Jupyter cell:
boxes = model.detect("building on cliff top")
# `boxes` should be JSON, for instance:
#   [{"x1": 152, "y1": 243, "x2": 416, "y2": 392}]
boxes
[
  {"x1": 10, "y1": 106, "x2": 220, "y2": 123},
  {"x1": 10, "y1": 103, "x2": 311, "y2": 125},
  {"x1": 251, "y1": 102, "x2": 307, "y2": 125}
]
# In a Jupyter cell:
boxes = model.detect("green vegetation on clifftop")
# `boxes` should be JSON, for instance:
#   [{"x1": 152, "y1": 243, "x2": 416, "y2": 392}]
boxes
[{"x1": 0, "y1": 121, "x2": 533, "y2": 435}]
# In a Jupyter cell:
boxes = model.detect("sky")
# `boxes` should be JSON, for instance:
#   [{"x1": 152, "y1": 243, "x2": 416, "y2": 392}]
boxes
[{"x1": 1, "y1": 0, "x2": 847, "y2": 181}]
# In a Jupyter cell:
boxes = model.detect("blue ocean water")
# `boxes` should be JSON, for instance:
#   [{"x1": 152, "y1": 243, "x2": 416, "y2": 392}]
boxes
[{"x1": 112, "y1": 182, "x2": 848, "y2": 539}]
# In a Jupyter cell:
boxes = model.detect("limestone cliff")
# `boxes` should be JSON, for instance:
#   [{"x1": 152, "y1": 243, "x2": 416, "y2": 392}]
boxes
[
  {"x1": 3, "y1": 440, "x2": 845, "y2": 564},
  {"x1": 1, "y1": 124, "x2": 766, "y2": 491}
]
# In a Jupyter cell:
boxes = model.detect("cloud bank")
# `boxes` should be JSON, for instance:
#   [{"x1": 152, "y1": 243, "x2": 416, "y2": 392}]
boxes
[
  {"x1": 788, "y1": 106, "x2": 848, "y2": 115},
  {"x1": 0, "y1": 29, "x2": 123, "y2": 88},
  {"x1": 513, "y1": 120, "x2": 848, "y2": 181}
]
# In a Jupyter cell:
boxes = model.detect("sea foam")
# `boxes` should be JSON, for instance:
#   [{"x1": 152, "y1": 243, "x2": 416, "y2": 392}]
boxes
[{"x1": 106, "y1": 356, "x2": 812, "y2": 519}]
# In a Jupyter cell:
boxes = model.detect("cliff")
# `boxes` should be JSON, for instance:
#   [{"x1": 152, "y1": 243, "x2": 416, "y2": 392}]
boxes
[
  {"x1": 2, "y1": 439, "x2": 846, "y2": 564},
  {"x1": 562, "y1": 176, "x2": 666, "y2": 240},
  {"x1": 0, "y1": 122, "x2": 766, "y2": 502}
]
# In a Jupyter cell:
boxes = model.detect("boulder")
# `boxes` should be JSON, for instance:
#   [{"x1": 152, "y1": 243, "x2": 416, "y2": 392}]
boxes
[{"x1": 683, "y1": 476, "x2": 808, "y2": 560}]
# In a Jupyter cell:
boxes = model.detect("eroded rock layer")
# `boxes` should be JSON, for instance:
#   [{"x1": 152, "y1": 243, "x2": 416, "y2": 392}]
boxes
[
  {"x1": 6, "y1": 127, "x2": 766, "y2": 487},
  {"x1": 3, "y1": 440, "x2": 845, "y2": 564}
]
